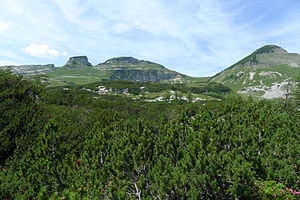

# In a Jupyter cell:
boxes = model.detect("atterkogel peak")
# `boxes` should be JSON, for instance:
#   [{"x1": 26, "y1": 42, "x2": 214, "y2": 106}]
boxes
[{"x1": 253, "y1": 45, "x2": 288, "y2": 55}]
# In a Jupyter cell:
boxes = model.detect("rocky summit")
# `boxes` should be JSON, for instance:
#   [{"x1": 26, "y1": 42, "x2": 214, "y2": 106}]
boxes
[
  {"x1": 66, "y1": 56, "x2": 92, "y2": 66},
  {"x1": 94, "y1": 56, "x2": 184, "y2": 82},
  {"x1": 102, "y1": 57, "x2": 140, "y2": 64}
]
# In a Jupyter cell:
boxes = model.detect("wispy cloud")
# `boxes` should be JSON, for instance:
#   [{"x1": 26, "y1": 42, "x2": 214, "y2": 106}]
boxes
[
  {"x1": 0, "y1": 0, "x2": 300, "y2": 76},
  {"x1": 0, "y1": 20, "x2": 9, "y2": 31}
]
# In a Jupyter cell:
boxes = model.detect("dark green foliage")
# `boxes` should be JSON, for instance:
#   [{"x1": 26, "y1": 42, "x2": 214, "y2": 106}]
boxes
[
  {"x1": 296, "y1": 71, "x2": 300, "y2": 108},
  {"x1": 76, "y1": 80, "x2": 231, "y2": 96},
  {"x1": 0, "y1": 70, "x2": 47, "y2": 164},
  {"x1": 0, "y1": 70, "x2": 299, "y2": 199}
]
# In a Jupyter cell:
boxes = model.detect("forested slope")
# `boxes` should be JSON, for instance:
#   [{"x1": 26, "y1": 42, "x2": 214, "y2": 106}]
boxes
[{"x1": 0, "y1": 70, "x2": 299, "y2": 199}]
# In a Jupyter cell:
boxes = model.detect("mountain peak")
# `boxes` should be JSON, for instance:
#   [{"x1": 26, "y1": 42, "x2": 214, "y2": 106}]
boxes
[
  {"x1": 66, "y1": 56, "x2": 92, "y2": 66},
  {"x1": 103, "y1": 57, "x2": 140, "y2": 64},
  {"x1": 254, "y1": 45, "x2": 288, "y2": 55},
  {"x1": 227, "y1": 44, "x2": 289, "y2": 68}
]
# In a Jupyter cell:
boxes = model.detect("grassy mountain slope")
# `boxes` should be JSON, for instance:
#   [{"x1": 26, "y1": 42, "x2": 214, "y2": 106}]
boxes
[
  {"x1": 45, "y1": 64, "x2": 111, "y2": 87},
  {"x1": 94, "y1": 57, "x2": 185, "y2": 82},
  {"x1": 0, "y1": 55, "x2": 215, "y2": 89},
  {"x1": 210, "y1": 45, "x2": 300, "y2": 98},
  {"x1": 43, "y1": 56, "x2": 206, "y2": 87},
  {"x1": 42, "y1": 56, "x2": 193, "y2": 87}
]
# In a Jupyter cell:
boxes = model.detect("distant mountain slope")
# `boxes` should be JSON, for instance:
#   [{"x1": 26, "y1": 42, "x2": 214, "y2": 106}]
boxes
[
  {"x1": 45, "y1": 56, "x2": 190, "y2": 86},
  {"x1": 0, "y1": 56, "x2": 205, "y2": 87},
  {"x1": 0, "y1": 64, "x2": 55, "y2": 76},
  {"x1": 45, "y1": 56, "x2": 105, "y2": 86},
  {"x1": 210, "y1": 45, "x2": 300, "y2": 98},
  {"x1": 94, "y1": 57, "x2": 185, "y2": 82}
]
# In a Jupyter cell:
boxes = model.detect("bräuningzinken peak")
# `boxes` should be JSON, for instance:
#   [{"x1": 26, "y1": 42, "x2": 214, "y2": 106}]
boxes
[{"x1": 66, "y1": 56, "x2": 92, "y2": 66}]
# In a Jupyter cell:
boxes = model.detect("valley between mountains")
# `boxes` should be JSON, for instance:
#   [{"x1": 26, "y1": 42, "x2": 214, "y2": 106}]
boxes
[{"x1": 1, "y1": 44, "x2": 299, "y2": 100}]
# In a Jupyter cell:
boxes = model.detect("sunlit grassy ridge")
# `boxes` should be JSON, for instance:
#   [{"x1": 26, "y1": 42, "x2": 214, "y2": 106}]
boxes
[{"x1": 210, "y1": 45, "x2": 300, "y2": 98}]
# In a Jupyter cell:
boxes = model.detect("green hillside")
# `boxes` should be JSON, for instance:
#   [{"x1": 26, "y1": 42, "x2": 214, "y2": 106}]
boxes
[
  {"x1": 0, "y1": 56, "x2": 208, "y2": 87},
  {"x1": 40, "y1": 56, "x2": 199, "y2": 87},
  {"x1": 1, "y1": 45, "x2": 298, "y2": 100},
  {"x1": 210, "y1": 45, "x2": 300, "y2": 98},
  {"x1": 1, "y1": 70, "x2": 299, "y2": 199},
  {"x1": 94, "y1": 57, "x2": 184, "y2": 82},
  {"x1": 45, "y1": 64, "x2": 111, "y2": 87}
]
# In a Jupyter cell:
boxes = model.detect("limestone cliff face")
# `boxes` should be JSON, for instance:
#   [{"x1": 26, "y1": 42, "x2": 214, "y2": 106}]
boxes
[
  {"x1": 110, "y1": 69, "x2": 181, "y2": 82},
  {"x1": 0, "y1": 64, "x2": 55, "y2": 76},
  {"x1": 95, "y1": 56, "x2": 183, "y2": 82},
  {"x1": 66, "y1": 56, "x2": 92, "y2": 66}
]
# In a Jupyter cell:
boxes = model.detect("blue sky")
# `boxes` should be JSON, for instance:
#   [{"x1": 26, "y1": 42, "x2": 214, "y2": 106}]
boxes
[{"x1": 0, "y1": 0, "x2": 300, "y2": 77}]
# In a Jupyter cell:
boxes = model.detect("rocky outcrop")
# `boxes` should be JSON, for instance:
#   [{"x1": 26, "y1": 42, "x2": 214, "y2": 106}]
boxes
[
  {"x1": 0, "y1": 64, "x2": 55, "y2": 76},
  {"x1": 93, "y1": 56, "x2": 185, "y2": 82},
  {"x1": 110, "y1": 69, "x2": 180, "y2": 82},
  {"x1": 103, "y1": 57, "x2": 140, "y2": 64},
  {"x1": 66, "y1": 56, "x2": 92, "y2": 66}
]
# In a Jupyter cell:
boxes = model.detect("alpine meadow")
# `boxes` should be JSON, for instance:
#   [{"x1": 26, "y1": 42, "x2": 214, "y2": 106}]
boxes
[{"x1": 0, "y1": 0, "x2": 300, "y2": 199}]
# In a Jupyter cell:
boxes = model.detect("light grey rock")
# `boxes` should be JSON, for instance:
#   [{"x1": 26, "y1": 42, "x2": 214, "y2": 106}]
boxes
[{"x1": 0, "y1": 64, "x2": 55, "y2": 75}]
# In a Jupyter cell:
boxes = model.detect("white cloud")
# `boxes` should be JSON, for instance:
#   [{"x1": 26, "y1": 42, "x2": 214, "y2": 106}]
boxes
[
  {"x1": 24, "y1": 43, "x2": 61, "y2": 58},
  {"x1": 1, "y1": 0, "x2": 300, "y2": 75},
  {"x1": 0, "y1": 20, "x2": 9, "y2": 31}
]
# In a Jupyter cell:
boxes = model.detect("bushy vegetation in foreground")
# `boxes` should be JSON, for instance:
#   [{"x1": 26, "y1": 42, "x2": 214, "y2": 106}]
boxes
[{"x1": 0, "y1": 70, "x2": 299, "y2": 199}]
